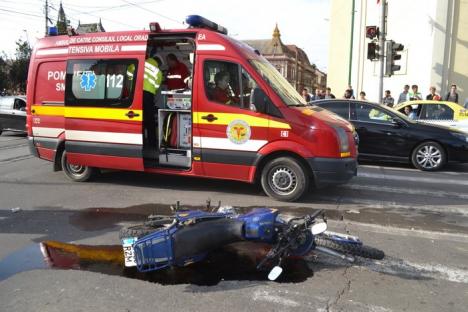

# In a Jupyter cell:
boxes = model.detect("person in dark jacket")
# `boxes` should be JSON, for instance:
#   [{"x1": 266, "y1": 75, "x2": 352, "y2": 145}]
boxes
[{"x1": 443, "y1": 84, "x2": 459, "y2": 103}]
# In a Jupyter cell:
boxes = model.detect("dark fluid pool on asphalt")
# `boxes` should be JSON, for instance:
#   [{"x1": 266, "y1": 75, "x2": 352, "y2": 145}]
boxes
[{"x1": 0, "y1": 241, "x2": 314, "y2": 286}]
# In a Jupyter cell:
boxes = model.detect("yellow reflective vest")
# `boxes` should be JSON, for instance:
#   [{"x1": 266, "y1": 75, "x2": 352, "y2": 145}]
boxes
[{"x1": 143, "y1": 57, "x2": 163, "y2": 95}]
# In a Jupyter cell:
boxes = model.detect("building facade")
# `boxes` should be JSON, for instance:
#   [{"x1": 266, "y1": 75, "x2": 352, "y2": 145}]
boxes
[
  {"x1": 76, "y1": 19, "x2": 106, "y2": 34},
  {"x1": 328, "y1": 0, "x2": 468, "y2": 103},
  {"x1": 243, "y1": 25, "x2": 326, "y2": 93}
]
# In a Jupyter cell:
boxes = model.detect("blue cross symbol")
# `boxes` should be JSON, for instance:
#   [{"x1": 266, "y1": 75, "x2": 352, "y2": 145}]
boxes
[{"x1": 80, "y1": 72, "x2": 96, "y2": 92}]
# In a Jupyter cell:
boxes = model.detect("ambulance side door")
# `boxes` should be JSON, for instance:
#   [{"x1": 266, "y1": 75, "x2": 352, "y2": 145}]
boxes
[
  {"x1": 64, "y1": 58, "x2": 145, "y2": 171},
  {"x1": 194, "y1": 57, "x2": 271, "y2": 181}
]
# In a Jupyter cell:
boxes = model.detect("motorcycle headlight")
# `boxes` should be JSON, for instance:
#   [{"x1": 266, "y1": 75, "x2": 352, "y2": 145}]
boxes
[{"x1": 451, "y1": 132, "x2": 468, "y2": 143}]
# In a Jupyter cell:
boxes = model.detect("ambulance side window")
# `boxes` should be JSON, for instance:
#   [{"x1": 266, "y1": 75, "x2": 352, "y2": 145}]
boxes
[
  {"x1": 65, "y1": 59, "x2": 137, "y2": 107},
  {"x1": 204, "y1": 60, "x2": 241, "y2": 108}
]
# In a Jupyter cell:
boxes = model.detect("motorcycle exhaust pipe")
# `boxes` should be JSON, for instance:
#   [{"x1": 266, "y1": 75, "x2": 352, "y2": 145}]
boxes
[{"x1": 315, "y1": 246, "x2": 355, "y2": 263}]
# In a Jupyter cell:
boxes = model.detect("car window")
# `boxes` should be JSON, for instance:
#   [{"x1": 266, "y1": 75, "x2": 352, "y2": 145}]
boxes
[
  {"x1": 318, "y1": 101, "x2": 349, "y2": 119},
  {"x1": 204, "y1": 60, "x2": 265, "y2": 113},
  {"x1": 355, "y1": 103, "x2": 392, "y2": 124},
  {"x1": 13, "y1": 99, "x2": 26, "y2": 111},
  {"x1": 422, "y1": 104, "x2": 454, "y2": 120},
  {"x1": 65, "y1": 59, "x2": 137, "y2": 107}
]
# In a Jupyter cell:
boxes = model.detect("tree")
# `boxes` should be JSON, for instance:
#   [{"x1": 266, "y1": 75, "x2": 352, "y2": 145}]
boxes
[
  {"x1": 8, "y1": 39, "x2": 32, "y2": 92},
  {"x1": 0, "y1": 56, "x2": 8, "y2": 91}
]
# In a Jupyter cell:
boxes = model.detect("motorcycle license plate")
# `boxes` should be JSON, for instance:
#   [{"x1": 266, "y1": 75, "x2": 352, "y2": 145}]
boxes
[{"x1": 122, "y1": 237, "x2": 137, "y2": 267}]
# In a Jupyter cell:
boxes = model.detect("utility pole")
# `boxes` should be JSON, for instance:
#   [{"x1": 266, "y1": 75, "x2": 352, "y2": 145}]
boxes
[
  {"x1": 45, "y1": 0, "x2": 49, "y2": 36},
  {"x1": 378, "y1": 1, "x2": 387, "y2": 103},
  {"x1": 348, "y1": 0, "x2": 355, "y2": 86}
]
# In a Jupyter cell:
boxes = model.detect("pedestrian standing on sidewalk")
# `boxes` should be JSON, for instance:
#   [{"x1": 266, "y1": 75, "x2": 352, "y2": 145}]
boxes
[
  {"x1": 382, "y1": 90, "x2": 395, "y2": 107},
  {"x1": 347, "y1": 85, "x2": 355, "y2": 99},
  {"x1": 409, "y1": 85, "x2": 422, "y2": 101},
  {"x1": 324, "y1": 87, "x2": 336, "y2": 99},
  {"x1": 398, "y1": 85, "x2": 410, "y2": 103},
  {"x1": 359, "y1": 91, "x2": 367, "y2": 101},
  {"x1": 343, "y1": 89, "x2": 353, "y2": 99},
  {"x1": 302, "y1": 88, "x2": 311, "y2": 102},
  {"x1": 311, "y1": 88, "x2": 322, "y2": 101},
  {"x1": 443, "y1": 84, "x2": 459, "y2": 103},
  {"x1": 426, "y1": 86, "x2": 441, "y2": 101}
]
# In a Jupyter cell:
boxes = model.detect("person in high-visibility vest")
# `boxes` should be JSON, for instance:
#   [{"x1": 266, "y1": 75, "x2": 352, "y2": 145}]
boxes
[{"x1": 143, "y1": 53, "x2": 163, "y2": 151}]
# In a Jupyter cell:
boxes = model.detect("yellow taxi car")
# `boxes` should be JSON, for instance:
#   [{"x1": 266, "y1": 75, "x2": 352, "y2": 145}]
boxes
[{"x1": 394, "y1": 100, "x2": 468, "y2": 133}]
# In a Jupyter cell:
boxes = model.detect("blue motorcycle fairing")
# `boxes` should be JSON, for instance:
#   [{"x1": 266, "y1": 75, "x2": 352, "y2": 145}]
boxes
[
  {"x1": 175, "y1": 210, "x2": 233, "y2": 223},
  {"x1": 238, "y1": 208, "x2": 279, "y2": 243}
]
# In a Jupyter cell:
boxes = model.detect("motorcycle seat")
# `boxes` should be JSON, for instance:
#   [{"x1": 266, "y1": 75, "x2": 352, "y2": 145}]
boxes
[{"x1": 172, "y1": 218, "x2": 244, "y2": 260}]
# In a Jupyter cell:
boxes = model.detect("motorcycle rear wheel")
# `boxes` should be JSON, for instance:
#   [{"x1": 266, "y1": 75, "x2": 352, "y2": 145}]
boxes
[{"x1": 315, "y1": 236, "x2": 385, "y2": 260}]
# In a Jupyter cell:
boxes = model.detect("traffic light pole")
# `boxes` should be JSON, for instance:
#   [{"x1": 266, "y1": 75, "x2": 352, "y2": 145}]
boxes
[{"x1": 378, "y1": 1, "x2": 387, "y2": 103}]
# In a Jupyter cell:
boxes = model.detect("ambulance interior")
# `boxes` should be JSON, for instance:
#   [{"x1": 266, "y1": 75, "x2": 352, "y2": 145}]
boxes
[{"x1": 144, "y1": 37, "x2": 195, "y2": 169}]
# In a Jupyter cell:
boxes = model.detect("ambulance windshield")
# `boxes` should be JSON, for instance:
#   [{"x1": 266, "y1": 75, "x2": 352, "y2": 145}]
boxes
[{"x1": 250, "y1": 59, "x2": 306, "y2": 107}]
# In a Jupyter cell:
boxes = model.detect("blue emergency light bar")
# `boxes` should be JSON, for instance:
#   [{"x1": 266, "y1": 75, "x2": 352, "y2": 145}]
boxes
[
  {"x1": 186, "y1": 15, "x2": 228, "y2": 35},
  {"x1": 47, "y1": 26, "x2": 58, "y2": 36}
]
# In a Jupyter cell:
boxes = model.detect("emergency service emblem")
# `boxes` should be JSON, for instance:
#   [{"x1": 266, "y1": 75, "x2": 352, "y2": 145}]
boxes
[
  {"x1": 80, "y1": 71, "x2": 96, "y2": 92},
  {"x1": 226, "y1": 120, "x2": 251, "y2": 144}
]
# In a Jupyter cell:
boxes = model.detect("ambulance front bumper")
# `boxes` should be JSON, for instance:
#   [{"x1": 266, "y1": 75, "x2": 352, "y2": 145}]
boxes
[{"x1": 307, "y1": 157, "x2": 357, "y2": 188}]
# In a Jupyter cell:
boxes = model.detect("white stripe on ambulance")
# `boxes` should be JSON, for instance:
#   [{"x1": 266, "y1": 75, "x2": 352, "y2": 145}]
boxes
[
  {"x1": 32, "y1": 127, "x2": 65, "y2": 138},
  {"x1": 193, "y1": 136, "x2": 267, "y2": 152},
  {"x1": 66, "y1": 130, "x2": 142, "y2": 145}
]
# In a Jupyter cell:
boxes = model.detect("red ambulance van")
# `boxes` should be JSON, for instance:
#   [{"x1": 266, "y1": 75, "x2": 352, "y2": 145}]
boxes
[{"x1": 26, "y1": 16, "x2": 357, "y2": 202}]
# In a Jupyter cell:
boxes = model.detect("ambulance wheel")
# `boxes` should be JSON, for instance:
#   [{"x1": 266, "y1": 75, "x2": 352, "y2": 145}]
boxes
[
  {"x1": 261, "y1": 157, "x2": 309, "y2": 202},
  {"x1": 61, "y1": 151, "x2": 97, "y2": 182}
]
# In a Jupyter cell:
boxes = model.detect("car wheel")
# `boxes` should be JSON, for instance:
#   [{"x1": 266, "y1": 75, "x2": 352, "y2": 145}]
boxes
[
  {"x1": 411, "y1": 141, "x2": 446, "y2": 171},
  {"x1": 61, "y1": 151, "x2": 97, "y2": 182},
  {"x1": 261, "y1": 157, "x2": 309, "y2": 202}
]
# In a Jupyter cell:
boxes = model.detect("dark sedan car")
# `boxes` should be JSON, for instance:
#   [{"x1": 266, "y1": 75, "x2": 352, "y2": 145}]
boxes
[
  {"x1": 314, "y1": 99, "x2": 468, "y2": 171},
  {"x1": 0, "y1": 96, "x2": 27, "y2": 135}
]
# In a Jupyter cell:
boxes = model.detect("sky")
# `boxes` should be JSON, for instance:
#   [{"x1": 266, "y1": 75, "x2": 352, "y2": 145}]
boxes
[{"x1": 0, "y1": 0, "x2": 330, "y2": 71}]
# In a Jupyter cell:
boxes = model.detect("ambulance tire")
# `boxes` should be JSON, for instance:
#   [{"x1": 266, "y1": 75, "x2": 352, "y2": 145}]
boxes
[
  {"x1": 261, "y1": 157, "x2": 309, "y2": 202},
  {"x1": 61, "y1": 151, "x2": 97, "y2": 182}
]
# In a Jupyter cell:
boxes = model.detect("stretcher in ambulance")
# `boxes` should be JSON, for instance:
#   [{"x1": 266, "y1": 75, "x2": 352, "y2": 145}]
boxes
[{"x1": 26, "y1": 15, "x2": 357, "y2": 202}]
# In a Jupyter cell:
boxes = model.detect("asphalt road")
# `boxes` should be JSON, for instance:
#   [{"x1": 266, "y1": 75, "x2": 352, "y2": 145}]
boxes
[{"x1": 0, "y1": 132, "x2": 467, "y2": 312}]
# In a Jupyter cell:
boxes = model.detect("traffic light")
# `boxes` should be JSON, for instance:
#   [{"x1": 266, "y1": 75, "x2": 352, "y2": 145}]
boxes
[
  {"x1": 385, "y1": 40, "x2": 404, "y2": 76},
  {"x1": 367, "y1": 42, "x2": 379, "y2": 60},
  {"x1": 366, "y1": 26, "x2": 379, "y2": 39}
]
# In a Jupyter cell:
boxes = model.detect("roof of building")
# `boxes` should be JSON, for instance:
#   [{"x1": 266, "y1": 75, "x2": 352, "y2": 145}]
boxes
[
  {"x1": 76, "y1": 19, "x2": 105, "y2": 34},
  {"x1": 242, "y1": 24, "x2": 316, "y2": 71}
]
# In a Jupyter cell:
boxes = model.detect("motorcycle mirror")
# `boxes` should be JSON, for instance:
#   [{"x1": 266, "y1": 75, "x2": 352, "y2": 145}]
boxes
[
  {"x1": 311, "y1": 222, "x2": 328, "y2": 235},
  {"x1": 268, "y1": 266, "x2": 283, "y2": 281}
]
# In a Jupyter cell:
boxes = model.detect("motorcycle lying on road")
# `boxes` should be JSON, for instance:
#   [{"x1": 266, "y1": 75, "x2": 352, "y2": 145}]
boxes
[{"x1": 120, "y1": 207, "x2": 384, "y2": 281}]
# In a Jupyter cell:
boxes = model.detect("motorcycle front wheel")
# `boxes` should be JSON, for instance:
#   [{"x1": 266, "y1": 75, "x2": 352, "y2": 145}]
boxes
[{"x1": 315, "y1": 236, "x2": 385, "y2": 260}]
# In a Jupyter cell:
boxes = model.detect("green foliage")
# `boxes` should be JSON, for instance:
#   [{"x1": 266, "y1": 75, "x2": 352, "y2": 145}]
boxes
[{"x1": 1, "y1": 39, "x2": 32, "y2": 93}]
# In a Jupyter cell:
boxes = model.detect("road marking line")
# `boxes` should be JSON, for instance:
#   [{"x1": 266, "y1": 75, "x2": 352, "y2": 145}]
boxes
[
  {"x1": 343, "y1": 184, "x2": 468, "y2": 200},
  {"x1": 252, "y1": 290, "x2": 300, "y2": 307},
  {"x1": 328, "y1": 220, "x2": 468, "y2": 242},
  {"x1": 360, "y1": 164, "x2": 468, "y2": 176},
  {"x1": 358, "y1": 172, "x2": 468, "y2": 186},
  {"x1": 361, "y1": 257, "x2": 468, "y2": 284}
]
